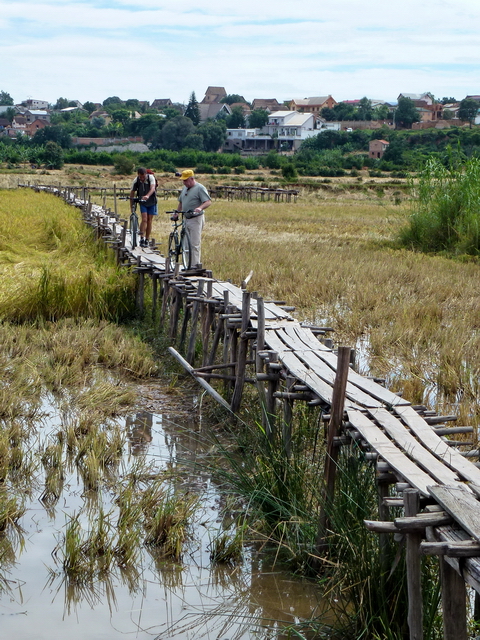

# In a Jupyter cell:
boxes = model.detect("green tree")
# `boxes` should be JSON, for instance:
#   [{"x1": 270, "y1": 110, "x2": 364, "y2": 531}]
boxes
[
  {"x1": 441, "y1": 96, "x2": 456, "y2": 104},
  {"x1": 32, "y1": 125, "x2": 72, "y2": 148},
  {"x1": 90, "y1": 116, "x2": 105, "y2": 130},
  {"x1": 125, "y1": 99, "x2": 140, "y2": 109},
  {"x1": 357, "y1": 97, "x2": 373, "y2": 120},
  {"x1": 42, "y1": 141, "x2": 64, "y2": 169},
  {"x1": 111, "y1": 108, "x2": 131, "y2": 126},
  {"x1": 162, "y1": 106, "x2": 183, "y2": 119},
  {"x1": 158, "y1": 115, "x2": 195, "y2": 150},
  {"x1": 54, "y1": 97, "x2": 70, "y2": 110},
  {"x1": 372, "y1": 104, "x2": 391, "y2": 120},
  {"x1": 220, "y1": 94, "x2": 247, "y2": 105},
  {"x1": 457, "y1": 98, "x2": 479, "y2": 127},
  {"x1": 197, "y1": 120, "x2": 227, "y2": 152},
  {"x1": 248, "y1": 109, "x2": 269, "y2": 128},
  {"x1": 184, "y1": 92, "x2": 201, "y2": 126},
  {"x1": 443, "y1": 109, "x2": 454, "y2": 121},
  {"x1": 83, "y1": 101, "x2": 96, "y2": 114},
  {"x1": 394, "y1": 97, "x2": 420, "y2": 129},
  {"x1": 184, "y1": 133, "x2": 204, "y2": 150},
  {"x1": 0, "y1": 90, "x2": 14, "y2": 106},
  {"x1": 103, "y1": 96, "x2": 123, "y2": 107},
  {"x1": 5, "y1": 107, "x2": 16, "y2": 125},
  {"x1": 226, "y1": 106, "x2": 246, "y2": 129},
  {"x1": 113, "y1": 154, "x2": 135, "y2": 174}
]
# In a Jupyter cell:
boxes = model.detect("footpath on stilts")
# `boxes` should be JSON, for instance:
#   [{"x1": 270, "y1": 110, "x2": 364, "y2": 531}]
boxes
[{"x1": 21, "y1": 182, "x2": 480, "y2": 640}]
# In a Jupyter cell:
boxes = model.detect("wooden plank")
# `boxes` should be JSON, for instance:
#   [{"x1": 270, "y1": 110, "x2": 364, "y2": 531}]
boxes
[
  {"x1": 348, "y1": 410, "x2": 435, "y2": 496},
  {"x1": 263, "y1": 331, "x2": 359, "y2": 409},
  {"x1": 394, "y1": 405, "x2": 480, "y2": 487},
  {"x1": 430, "y1": 525, "x2": 480, "y2": 594},
  {"x1": 287, "y1": 325, "x2": 409, "y2": 407},
  {"x1": 369, "y1": 408, "x2": 466, "y2": 488},
  {"x1": 272, "y1": 328, "x2": 383, "y2": 408},
  {"x1": 428, "y1": 486, "x2": 480, "y2": 542}
]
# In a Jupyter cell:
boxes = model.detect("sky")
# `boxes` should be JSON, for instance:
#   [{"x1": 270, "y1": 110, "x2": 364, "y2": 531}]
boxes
[{"x1": 1, "y1": 0, "x2": 480, "y2": 107}]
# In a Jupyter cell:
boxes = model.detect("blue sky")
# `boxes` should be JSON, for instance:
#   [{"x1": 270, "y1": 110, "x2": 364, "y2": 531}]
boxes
[{"x1": 1, "y1": 0, "x2": 479, "y2": 106}]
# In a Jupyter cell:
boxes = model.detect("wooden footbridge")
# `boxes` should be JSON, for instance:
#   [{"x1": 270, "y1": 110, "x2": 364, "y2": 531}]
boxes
[{"x1": 22, "y1": 183, "x2": 480, "y2": 639}]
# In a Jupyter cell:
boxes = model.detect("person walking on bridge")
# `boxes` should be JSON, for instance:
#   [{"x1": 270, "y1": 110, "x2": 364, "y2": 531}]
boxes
[
  {"x1": 130, "y1": 167, "x2": 157, "y2": 248},
  {"x1": 176, "y1": 169, "x2": 211, "y2": 267}
]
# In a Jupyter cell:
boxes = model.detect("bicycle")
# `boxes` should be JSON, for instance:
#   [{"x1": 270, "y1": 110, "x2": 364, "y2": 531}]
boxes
[
  {"x1": 119, "y1": 196, "x2": 142, "y2": 249},
  {"x1": 165, "y1": 210, "x2": 193, "y2": 270}
]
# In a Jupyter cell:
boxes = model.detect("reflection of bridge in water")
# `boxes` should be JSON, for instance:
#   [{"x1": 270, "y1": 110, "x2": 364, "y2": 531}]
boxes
[{"x1": 25, "y1": 182, "x2": 480, "y2": 639}]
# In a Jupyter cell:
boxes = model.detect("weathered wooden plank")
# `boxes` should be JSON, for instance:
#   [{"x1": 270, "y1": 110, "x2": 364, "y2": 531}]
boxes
[
  {"x1": 368, "y1": 408, "x2": 466, "y2": 488},
  {"x1": 287, "y1": 324, "x2": 410, "y2": 407},
  {"x1": 348, "y1": 410, "x2": 435, "y2": 496},
  {"x1": 264, "y1": 330, "x2": 359, "y2": 409},
  {"x1": 428, "y1": 486, "x2": 480, "y2": 542},
  {"x1": 272, "y1": 328, "x2": 383, "y2": 408},
  {"x1": 394, "y1": 405, "x2": 480, "y2": 488}
]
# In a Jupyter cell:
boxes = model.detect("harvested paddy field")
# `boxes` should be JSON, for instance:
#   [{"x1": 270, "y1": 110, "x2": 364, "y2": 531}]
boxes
[{"x1": 1, "y1": 176, "x2": 480, "y2": 639}]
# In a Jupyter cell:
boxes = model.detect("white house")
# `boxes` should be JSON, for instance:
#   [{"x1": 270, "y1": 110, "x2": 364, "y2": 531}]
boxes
[{"x1": 223, "y1": 110, "x2": 318, "y2": 152}]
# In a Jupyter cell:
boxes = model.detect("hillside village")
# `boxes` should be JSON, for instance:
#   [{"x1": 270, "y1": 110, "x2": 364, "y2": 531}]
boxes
[{"x1": 0, "y1": 87, "x2": 479, "y2": 159}]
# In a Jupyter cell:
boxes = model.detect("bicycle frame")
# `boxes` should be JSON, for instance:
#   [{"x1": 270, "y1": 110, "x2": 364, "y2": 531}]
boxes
[{"x1": 166, "y1": 211, "x2": 192, "y2": 271}]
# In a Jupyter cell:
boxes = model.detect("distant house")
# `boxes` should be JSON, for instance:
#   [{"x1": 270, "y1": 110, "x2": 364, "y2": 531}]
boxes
[
  {"x1": 201, "y1": 87, "x2": 227, "y2": 104},
  {"x1": 21, "y1": 99, "x2": 49, "y2": 110},
  {"x1": 150, "y1": 99, "x2": 173, "y2": 109},
  {"x1": 251, "y1": 98, "x2": 286, "y2": 112},
  {"x1": 397, "y1": 92, "x2": 443, "y2": 121},
  {"x1": 198, "y1": 102, "x2": 231, "y2": 123},
  {"x1": 90, "y1": 109, "x2": 112, "y2": 124},
  {"x1": 26, "y1": 119, "x2": 48, "y2": 136},
  {"x1": 369, "y1": 139, "x2": 389, "y2": 159},
  {"x1": 223, "y1": 110, "x2": 317, "y2": 152},
  {"x1": 289, "y1": 95, "x2": 337, "y2": 113},
  {"x1": 24, "y1": 110, "x2": 50, "y2": 124}
]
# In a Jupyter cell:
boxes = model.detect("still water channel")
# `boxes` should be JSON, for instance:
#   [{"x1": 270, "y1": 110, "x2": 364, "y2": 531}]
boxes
[{"x1": 0, "y1": 394, "x2": 325, "y2": 639}]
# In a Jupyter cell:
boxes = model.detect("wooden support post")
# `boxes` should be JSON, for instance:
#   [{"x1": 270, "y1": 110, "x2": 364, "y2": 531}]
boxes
[
  {"x1": 404, "y1": 488, "x2": 423, "y2": 640},
  {"x1": 168, "y1": 347, "x2": 232, "y2": 412},
  {"x1": 266, "y1": 352, "x2": 279, "y2": 436},
  {"x1": 135, "y1": 266, "x2": 145, "y2": 316},
  {"x1": 113, "y1": 184, "x2": 117, "y2": 218},
  {"x1": 316, "y1": 346, "x2": 351, "y2": 559},
  {"x1": 378, "y1": 480, "x2": 391, "y2": 572},
  {"x1": 151, "y1": 273, "x2": 159, "y2": 319},
  {"x1": 255, "y1": 297, "x2": 270, "y2": 436},
  {"x1": 179, "y1": 296, "x2": 191, "y2": 352},
  {"x1": 160, "y1": 278, "x2": 170, "y2": 327},
  {"x1": 186, "y1": 280, "x2": 205, "y2": 365},
  {"x1": 207, "y1": 317, "x2": 224, "y2": 370},
  {"x1": 202, "y1": 281, "x2": 214, "y2": 366},
  {"x1": 231, "y1": 290, "x2": 251, "y2": 413},
  {"x1": 169, "y1": 287, "x2": 183, "y2": 341},
  {"x1": 439, "y1": 556, "x2": 467, "y2": 640},
  {"x1": 283, "y1": 376, "x2": 295, "y2": 459}
]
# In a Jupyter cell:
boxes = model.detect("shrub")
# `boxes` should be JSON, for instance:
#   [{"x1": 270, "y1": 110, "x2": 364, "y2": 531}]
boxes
[
  {"x1": 400, "y1": 156, "x2": 480, "y2": 255},
  {"x1": 281, "y1": 163, "x2": 297, "y2": 180},
  {"x1": 113, "y1": 154, "x2": 135, "y2": 175},
  {"x1": 195, "y1": 163, "x2": 215, "y2": 174}
]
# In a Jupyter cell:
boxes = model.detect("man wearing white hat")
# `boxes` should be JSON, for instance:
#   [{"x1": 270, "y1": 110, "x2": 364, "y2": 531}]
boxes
[{"x1": 176, "y1": 169, "x2": 211, "y2": 267}]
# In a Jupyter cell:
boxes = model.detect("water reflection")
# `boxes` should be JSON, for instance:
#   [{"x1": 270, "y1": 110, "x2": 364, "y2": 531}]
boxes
[
  {"x1": 126, "y1": 411, "x2": 153, "y2": 456},
  {"x1": 0, "y1": 404, "x2": 326, "y2": 640}
]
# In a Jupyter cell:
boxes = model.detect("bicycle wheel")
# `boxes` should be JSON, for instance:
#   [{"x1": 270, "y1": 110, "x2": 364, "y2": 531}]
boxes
[
  {"x1": 130, "y1": 213, "x2": 138, "y2": 249},
  {"x1": 181, "y1": 228, "x2": 192, "y2": 270},
  {"x1": 167, "y1": 231, "x2": 179, "y2": 271}
]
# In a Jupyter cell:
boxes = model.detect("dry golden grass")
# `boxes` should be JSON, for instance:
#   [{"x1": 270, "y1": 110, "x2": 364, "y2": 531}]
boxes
[{"x1": 146, "y1": 194, "x2": 480, "y2": 427}]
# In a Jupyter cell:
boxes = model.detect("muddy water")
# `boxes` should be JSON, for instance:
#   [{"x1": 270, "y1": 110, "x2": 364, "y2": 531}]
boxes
[{"x1": 0, "y1": 403, "x2": 327, "y2": 639}]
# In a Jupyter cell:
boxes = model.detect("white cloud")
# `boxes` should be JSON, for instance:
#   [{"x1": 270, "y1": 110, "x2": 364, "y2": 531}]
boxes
[{"x1": 1, "y1": 0, "x2": 479, "y2": 105}]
